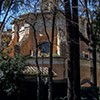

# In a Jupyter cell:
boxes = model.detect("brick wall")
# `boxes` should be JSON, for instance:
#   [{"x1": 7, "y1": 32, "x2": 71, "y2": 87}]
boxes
[{"x1": 26, "y1": 57, "x2": 100, "y2": 86}]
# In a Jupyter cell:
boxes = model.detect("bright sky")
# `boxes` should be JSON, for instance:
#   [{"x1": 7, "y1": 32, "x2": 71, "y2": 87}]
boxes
[{"x1": 0, "y1": 0, "x2": 38, "y2": 31}]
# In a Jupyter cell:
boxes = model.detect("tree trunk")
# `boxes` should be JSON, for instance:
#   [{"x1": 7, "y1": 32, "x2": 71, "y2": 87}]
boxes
[
  {"x1": 91, "y1": 35, "x2": 97, "y2": 87},
  {"x1": 48, "y1": 7, "x2": 56, "y2": 100},
  {"x1": 90, "y1": 14, "x2": 97, "y2": 88},
  {"x1": 31, "y1": 25, "x2": 41, "y2": 100},
  {"x1": 72, "y1": 0, "x2": 80, "y2": 100},
  {"x1": 64, "y1": 0, "x2": 73, "y2": 100}
]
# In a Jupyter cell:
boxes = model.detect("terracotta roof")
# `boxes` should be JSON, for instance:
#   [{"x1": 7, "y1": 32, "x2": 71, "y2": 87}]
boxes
[{"x1": 23, "y1": 66, "x2": 57, "y2": 77}]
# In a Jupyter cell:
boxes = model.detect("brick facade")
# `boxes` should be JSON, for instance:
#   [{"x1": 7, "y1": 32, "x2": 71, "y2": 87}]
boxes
[{"x1": 5, "y1": 12, "x2": 88, "y2": 58}]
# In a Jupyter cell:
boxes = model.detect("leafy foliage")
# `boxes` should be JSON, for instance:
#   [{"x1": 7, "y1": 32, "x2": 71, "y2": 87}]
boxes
[
  {"x1": 0, "y1": 51, "x2": 26, "y2": 96},
  {"x1": 2, "y1": 35, "x2": 11, "y2": 47}
]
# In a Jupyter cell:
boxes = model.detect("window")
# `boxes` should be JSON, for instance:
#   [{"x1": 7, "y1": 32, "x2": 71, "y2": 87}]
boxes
[{"x1": 39, "y1": 41, "x2": 50, "y2": 53}]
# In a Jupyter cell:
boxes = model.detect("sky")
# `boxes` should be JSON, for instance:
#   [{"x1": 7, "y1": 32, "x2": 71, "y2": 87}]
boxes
[
  {"x1": 0, "y1": 0, "x2": 38, "y2": 31},
  {"x1": 0, "y1": 0, "x2": 97, "y2": 31}
]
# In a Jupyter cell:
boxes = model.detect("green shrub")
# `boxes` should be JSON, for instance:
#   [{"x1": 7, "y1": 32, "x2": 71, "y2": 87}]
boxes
[{"x1": 0, "y1": 51, "x2": 26, "y2": 96}]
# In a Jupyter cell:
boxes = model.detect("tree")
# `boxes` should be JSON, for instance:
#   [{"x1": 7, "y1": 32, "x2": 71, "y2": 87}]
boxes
[
  {"x1": 83, "y1": 0, "x2": 99, "y2": 87},
  {"x1": 78, "y1": 0, "x2": 100, "y2": 87},
  {"x1": 64, "y1": 0, "x2": 73, "y2": 100},
  {"x1": 0, "y1": 0, "x2": 29, "y2": 48},
  {"x1": 0, "y1": 1, "x2": 42, "y2": 100},
  {"x1": 40, "y1": 1, "x2": 61, "y2": 100},
  {"x1": 0, "y1": 51, "x2": 26, "y2": 98},
  {"x1": 0, "y1": 0, "x2": 13, "y2": 48},
  {"x1": 72, "y1": 0, "x2": 80, "y2": 99},
  {"x1": 64, "y1": 0, "x2": 80, "y2": 99},
  {"x1": 79, "y1": 0, "x2": 100, "y2": 99}
]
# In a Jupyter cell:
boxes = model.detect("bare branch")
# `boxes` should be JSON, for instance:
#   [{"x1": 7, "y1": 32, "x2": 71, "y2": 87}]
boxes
[
  {"x1": 79, "y1": 31, "x2": 89, "y2": 45},
  {"x1": 40, "y1": 8, "x2": 50, "y2": 43},
  {"x1": 0, "y1": 0, "x2": 13, "y2": 30}
]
